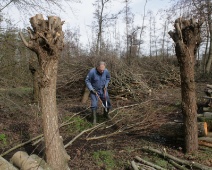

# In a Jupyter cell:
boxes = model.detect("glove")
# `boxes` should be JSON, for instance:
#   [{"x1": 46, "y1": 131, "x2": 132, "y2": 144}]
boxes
[{"x1": 91, "y1": 89, "x2": 97, "y2": 94}]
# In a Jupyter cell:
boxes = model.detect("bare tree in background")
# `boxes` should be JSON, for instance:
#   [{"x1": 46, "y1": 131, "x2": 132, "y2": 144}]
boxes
[
  {"x1": 198, "y1": 0, "x2": 212, "y2": 73},
  {"x1": 167, "y1": 0, "x2": 212, "y2": 72},
  {"x1": 94, "y1": 0, "x2": 109, "y2": 55},
  {"x1": 0, "y1": 0, "x2": 80, "y2": 13},
  {"x1": 93, "y1": 0, "x2": 120, "y2": 56},
  {"x1": 19, "y1": 14, "x2": 70, "y2": 169},
  {"x1": 137, "y1": 0, "x2": 148, "y2": 57},
  {"x1": 148, "y1": 10, "x2": 153, "y2": 57},
  {"x1": 169, "y1": 18, "x2": 203, "y2": 153}
]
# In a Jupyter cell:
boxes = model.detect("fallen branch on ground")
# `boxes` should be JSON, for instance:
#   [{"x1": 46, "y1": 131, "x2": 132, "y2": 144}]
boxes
[
  {"x1": 134, "y1": 156, "x2": 166, "y2": 170},
  {"x1": 109, "y1": 100, "x2": 153, "y2": 115},
  {"x1": 0, "y1": 134, "x2": 43, "y2": 157},
  {"x1": 1, "y1": 108, "x2": 89, "y2": 157},
  {"x1": 131, "y1": 160, "x2": 139, "y2": 170},
  {"x1": 141, "y1": 146, "x2": 212, "y2": 170},
  {"x1": 169, "y1": 160, "x2": 188, "y2": 170},
  {"x1": 64, "y1": 122, "x2": 106, "y2": 148},
  {"x1": 86, "y1": 129, "x2": 123, "y2": 141}
]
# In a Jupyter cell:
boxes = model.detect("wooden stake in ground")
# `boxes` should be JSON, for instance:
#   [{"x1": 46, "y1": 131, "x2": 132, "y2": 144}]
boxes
[
  {"x1": 168, "y1": 18, "x2": 203, "y2": 153},
  {"x1": 19, "y1": 14, "x2": 70, "y2": 170}
]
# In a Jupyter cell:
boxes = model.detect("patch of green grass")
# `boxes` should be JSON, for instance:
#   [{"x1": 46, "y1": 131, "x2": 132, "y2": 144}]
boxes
[
  {"x1": 188, "y1": 149, "x2": 212, "y2": 163},
  {"x1": 92, "y1": 150, "x2": 116, "y2": 170},
  {"x1": 174, "y1": 100, "x2": 181, "y2": 107},
  {"x1": 0, "y1": 133, "x2": 7, "y2": 145},
  {"x1": 63, "y1": 115, "x2": 92, "y2": 133},
  {"x1": 154, "y1": 157, "x2": 169, "y2": 168},
  {"x1": 141, "y1": 155, "x2": 171, "y2": 169},
  {"x1": 8, "y1": 87, "x2": 33, "y2": 97},
  {"x1": 124, "y1": 146, "x2": 135, "y2": 153}
]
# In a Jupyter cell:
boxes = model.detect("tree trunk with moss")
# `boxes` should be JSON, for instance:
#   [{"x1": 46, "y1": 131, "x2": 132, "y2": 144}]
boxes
[
  {"x1": 168, "y1": 18, "x2": 203, "y2": 153},
  {"x1": 19, "y1": 14, "x2": 70, "y2": 170}
]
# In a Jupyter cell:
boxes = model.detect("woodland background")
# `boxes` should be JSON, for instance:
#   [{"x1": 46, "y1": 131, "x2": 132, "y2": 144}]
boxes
[{"x1": 0, "y1": 0, "x2": 212, "y2": 169}]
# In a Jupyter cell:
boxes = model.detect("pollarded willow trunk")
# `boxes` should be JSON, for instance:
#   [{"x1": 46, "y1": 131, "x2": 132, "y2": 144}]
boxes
[
  {"x1": 19, "y1": 14, "x2": 70, "y2": 170},
  {"x1": 168, "y1": 18, "x2": 203, "y2": 153}
]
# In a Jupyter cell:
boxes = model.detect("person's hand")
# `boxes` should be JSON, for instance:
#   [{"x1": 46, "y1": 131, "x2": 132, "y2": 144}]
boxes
[
  {"x1": 104, "y1": 86, "x2": 107, "y2": 91},
  {"x1": 91, "y1": 89, "x2": 97, "y2": 94}
]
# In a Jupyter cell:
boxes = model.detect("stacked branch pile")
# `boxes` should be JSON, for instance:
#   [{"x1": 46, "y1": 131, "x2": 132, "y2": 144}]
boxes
[{"x1": 199, "y1": 84, "x2": 212, "y2": 131}]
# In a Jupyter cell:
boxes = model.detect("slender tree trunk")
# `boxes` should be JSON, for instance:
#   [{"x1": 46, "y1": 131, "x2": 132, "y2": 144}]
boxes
[
  {"x1": 137, "y1": 0, "x2": 147, "y2": 57},
  {"x1": 169, "y1": 18, "x2": 203, "y2": 153},
  {"x1": 96, "y1": 0, "x2": 109, "y2": 56},
  {"x1": 205, "y1": 34, "x2": 212, "y2": 73},
  {"x1": 205, "y1": 0, "x2": 212, "y2": 73},
  {"x1": 162, "y1": 21, "x2": 167, "y2": 60},
  {"x1": 125, "y1": 0, "x2": 129, "y2": 59},
  {"x1": 149, "y1": 11, "x2": 152, "y2": 58},
  {"x1": 203, "y1": 31, "x2": 209, "y2": 72}
]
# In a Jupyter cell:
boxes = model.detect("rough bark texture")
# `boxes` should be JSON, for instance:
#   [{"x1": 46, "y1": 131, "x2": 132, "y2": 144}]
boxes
[
  {"x1": 168, "y1": 18, "x2": 203, "y2": 153},
  {"x1": 19, "y1": 14, "x2": 70, "y2": 170}
]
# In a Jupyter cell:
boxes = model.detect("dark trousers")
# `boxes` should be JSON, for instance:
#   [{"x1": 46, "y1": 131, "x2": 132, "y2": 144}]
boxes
[{"x1": 90, "y1": 89, "x2": 111, "y2": 111}]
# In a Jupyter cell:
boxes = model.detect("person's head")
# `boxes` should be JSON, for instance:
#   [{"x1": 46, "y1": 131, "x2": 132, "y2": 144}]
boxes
[{"x1": 96, "y1": 61, "x2": 106, "y2": 74}]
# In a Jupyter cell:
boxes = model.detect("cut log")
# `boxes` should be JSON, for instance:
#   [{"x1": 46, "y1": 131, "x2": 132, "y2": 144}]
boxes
[
  {"x1": 206, "y1": 84, "x2": 212, "y2": 89},
  {"x1": 207, "y1": 132, "x2": 212, "y2": 137},
  {"x1": 202, "y1": 96, "x2": 212, "y2": 99},
  {"x1": 11, "y1": 151, "x2": 43, "y2": 170},
  {"x1": 10, "y1": 151, "x2": 48, "y2": 170},
  {"x1": 197, "y1": 117, "x2": 212, "y2": 131},
  {"x1": 203, "y1": 112, "x2": 212, "y2": 117},
  {"x1": 198, "y1": 140, "x2": 212, "y2": 148},
  {"x1": 30, "y1": 154, "x2": 52, "y2": 170},
  {"x1": 158, "y1": 122, "x2": 208, "y2": 138},
  {"x1": 198, "y1": 137, "x2": 212, "y2": 143},
  {"x1": 0, "y1": 156, "x2": 18, "y2": 170},
  {"x1": 203, "y1": 107, "x2": 212, "y2": 112}
]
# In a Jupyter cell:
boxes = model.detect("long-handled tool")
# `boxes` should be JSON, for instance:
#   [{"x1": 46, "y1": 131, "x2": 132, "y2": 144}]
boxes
[
  {"x1": 95, "y1": 91, "x2": 107, "y2": 110},
  {"x1": 104, "y1": 88, "x2": 108, "y2": 112}
]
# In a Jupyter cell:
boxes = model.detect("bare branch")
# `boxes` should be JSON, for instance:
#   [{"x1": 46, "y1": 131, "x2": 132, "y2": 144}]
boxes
[{"x1": 19, "y1": 32, "x2": 29, "y2": 47}]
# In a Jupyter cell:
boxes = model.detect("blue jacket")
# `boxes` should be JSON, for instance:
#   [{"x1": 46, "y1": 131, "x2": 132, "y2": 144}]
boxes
[{"x1": 85, "y1": 68, "x2": 110, "y2": 91}]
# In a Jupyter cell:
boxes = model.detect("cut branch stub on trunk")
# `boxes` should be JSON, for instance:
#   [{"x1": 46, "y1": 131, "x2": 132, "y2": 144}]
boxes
[
  {"x1": 168, "y1": 18, "x2": 203, "y2": 153},
  {"x1": 20, "y1": 14, "x2": 65, "y2": 88},
  {"x1": 20, "y1": 14, "x2": 64, "y2": 61}
]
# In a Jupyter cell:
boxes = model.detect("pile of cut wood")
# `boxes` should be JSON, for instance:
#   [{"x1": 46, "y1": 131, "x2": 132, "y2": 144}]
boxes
[
  {"x1": 197, "y1": 84, "x2": 212, "y2": 147},
  {"x1": 0, "y1": 151, "x2": 52, "y2": 170},
  {"x1": 199, "y1": 84, "x2": 212, "y2": 131}
]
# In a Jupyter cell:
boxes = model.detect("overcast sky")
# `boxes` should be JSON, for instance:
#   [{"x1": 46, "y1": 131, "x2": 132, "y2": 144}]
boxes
[
  {"x1": 3, "y1": 0, "x2": 173, "y2": 49},
  {"x1": 63, "y1": 0, "x2": 172, "y2": 46}
]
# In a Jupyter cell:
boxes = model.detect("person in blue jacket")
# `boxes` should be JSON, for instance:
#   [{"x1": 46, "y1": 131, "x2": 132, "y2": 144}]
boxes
[{"x1": 85, "y1": 61, "x2": 111, "y2": 124}]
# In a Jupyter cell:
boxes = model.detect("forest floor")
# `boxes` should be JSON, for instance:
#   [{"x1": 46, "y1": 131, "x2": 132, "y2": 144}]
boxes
[{"x1": 0, "y1": 81, "x2": 212, "y2": 170}]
